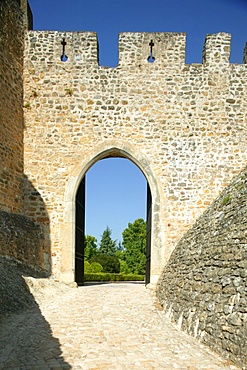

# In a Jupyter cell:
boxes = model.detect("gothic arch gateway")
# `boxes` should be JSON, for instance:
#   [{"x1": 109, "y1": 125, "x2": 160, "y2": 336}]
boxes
[
  {"x1": 61, "y1": 144, "x2": 163, "y2": 285},
  {"x1": 74, "y1": 159, "x2": 152, "y2": 285}
]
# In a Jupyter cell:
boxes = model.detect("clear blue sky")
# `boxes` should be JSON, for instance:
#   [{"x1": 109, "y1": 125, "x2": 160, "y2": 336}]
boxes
[
  {"x1": 85, "y1": 159, "x2": 147, "y2": 245},
  {"x1": 28, "y1": 0, "x2": 247, "y2": 244}
]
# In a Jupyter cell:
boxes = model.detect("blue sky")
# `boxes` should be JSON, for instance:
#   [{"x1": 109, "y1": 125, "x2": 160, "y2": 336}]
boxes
[
  {"x1": 28, "y1": 0, "x2": 247, "y2": 244},
  {"x1": 85, "y1": 159, "x2": 146, "y2": 244}
]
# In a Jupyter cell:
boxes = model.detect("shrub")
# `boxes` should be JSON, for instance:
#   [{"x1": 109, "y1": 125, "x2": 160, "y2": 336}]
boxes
[
  {"x1": 90, "y1": 254, "x2": 120, "y2": 273},
  {"x1": 84, "y1": 260, "x2": 91, "y2": 273},
  {"x1": 84, "y1": 273, "x2": 111, "y2": 282},
  {"x1": 84, "y1": 273, "x2": 144, "y2": 282},
  {"x1": 122, "y1": 274, "x2": 144, "y2": 281},
  {"x1": 90, "y1": 262, "x2": 103, "y2": 273}
]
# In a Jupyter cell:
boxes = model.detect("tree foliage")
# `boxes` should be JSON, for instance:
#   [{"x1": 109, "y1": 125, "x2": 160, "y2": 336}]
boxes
[
  {"x1": 122, "y1": 218, "x2": 146, "y2": 275},
  {"x1": 83, "y1": 220, "x2": 147, "y2": 276},
  {"x1": 90, "y1": 254, "x2": 120, "y2": 273},
  {"x1": 84, "y1": 235, "x2": 98, "y2": 261},
  {"x1": 119, "y1": 260, "x2": 130, "y2": 274},
  {"x1": 98, "y1": 226, "x2": 117, "y2": 256}
]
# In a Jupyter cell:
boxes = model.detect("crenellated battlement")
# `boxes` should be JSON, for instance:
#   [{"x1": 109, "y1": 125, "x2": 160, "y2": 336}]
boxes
[
  {"x1": 25, "y1": 30, "x2": 247, "y2": 68},
  {"x1": 25, "y1": 31, "x2": 99, "y2": 65},
  {"x1": 118, "y1": 32, "x2": 186, "y2": 67},
  {"x1": 202, "y1": 32, "x2": 231, "y2": 64}
]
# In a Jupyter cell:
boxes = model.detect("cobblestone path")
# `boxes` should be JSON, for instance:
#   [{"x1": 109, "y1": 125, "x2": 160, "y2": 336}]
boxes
[{"x1": 0, "y1": 283, "x2": 241, "y2": 369}]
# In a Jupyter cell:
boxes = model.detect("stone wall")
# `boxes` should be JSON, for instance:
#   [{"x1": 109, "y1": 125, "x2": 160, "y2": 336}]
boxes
[
  {"x1": 0, "y1": 211, "x2": 47, "y2": 272},
  {"x1": 0, "y1": 1, "x2": 48, "y2": 272},
  {"x1": 0, "y1": 0, "x2": 24, "y2": 213},
  {"x1": 23, "y1": 30, "x2": 247, "y2": 282},
  {"x1": 1, "y1": 4, "x2": 246, "y2": 364},
  {"x1": 157, "y1": 167, "x2": 247, "y2": 369}
]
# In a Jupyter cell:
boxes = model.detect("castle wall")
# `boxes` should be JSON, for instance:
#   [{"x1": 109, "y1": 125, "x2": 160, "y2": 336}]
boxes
[
  {"x1": 0, "y1": 8, "x2": 245, "y2": 364},
  {"x1": 0, "y1": 210, "x2": 46, "y2": 270},
  {"x1": 157, "y1": 166, "x2": 247, "y2": 369},
  {"x1": 23, "y1": 31, "x2": 247, "y2": 282},
  {"x1": 0, "y1": 0, "x2": 24, "y2": 213},
  {"x1": 0, "y1": 1, "x2": 47, "y2": 272}
]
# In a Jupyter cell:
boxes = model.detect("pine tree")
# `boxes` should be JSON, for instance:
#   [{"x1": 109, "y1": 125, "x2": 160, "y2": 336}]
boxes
[{"x1": 98, "y1": 226, "x2": 117, "y2": 256}]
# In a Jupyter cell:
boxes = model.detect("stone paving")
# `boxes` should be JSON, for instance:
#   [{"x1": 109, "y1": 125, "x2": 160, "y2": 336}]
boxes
[{"x1": 0, "y1": 282, "x2": 241, "y2": 370}]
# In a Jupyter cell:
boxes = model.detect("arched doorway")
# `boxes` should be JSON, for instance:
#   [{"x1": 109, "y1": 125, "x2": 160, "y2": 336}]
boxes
[
  {"x1": 62, "y1": 142, "x2": 163, "y2": 286},
  {"x1": 75, "y1": 156, "x2": 152, "y2": 285}
]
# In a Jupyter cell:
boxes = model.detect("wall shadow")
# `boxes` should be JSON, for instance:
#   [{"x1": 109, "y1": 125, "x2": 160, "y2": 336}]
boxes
[
  {"x1": 23, "y1": 174, "x2": 51, "y2": 274},
  {"x1": 0, "y1": 175, "x2": 71, "y2": 368},
  {"x1": 0, "y1": 175, "x2": 51, "y2": 275},
  {"x1": 0, "y1": 257, "x2": 71, "y2": 369},
  {"x1": 0, "y1": 1, "x2": 70, "y2": 367}
]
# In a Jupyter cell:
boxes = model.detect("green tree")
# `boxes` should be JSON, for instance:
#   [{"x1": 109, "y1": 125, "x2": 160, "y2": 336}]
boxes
[
  {"x1": 98, "y1": 226, "x2": 117, "y2": 256},
  {"x1": 90, "y1": 254, "x2": 120, "y2": 273},
  {"x1": 84, "y1": 235, "x2": 98, "y2": 261},
  {"x1": 116, "y1": 241, "x2": 124, "y2": 252},
  {"x1": 115, "y1": 241, "x2": 125, "y2": 260},
  {"x1": 119, "y1": 260, "x2": 130, "y2": 274},
  {"x1": 122, "y1": 218, "x2": 146, "y2": 275}
]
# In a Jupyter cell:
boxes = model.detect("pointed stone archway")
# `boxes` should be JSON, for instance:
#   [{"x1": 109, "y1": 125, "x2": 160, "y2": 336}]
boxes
[
  {"x1": 74, "y1": 164, "x2": 152, "y2": 285},
  {"x1": 61, "y1": 141, "x2": 164, "y2": 286}
]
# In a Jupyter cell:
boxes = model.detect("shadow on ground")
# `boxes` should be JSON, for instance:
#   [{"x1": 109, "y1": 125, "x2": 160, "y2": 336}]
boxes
[{"x1": 0, "y1": 257, "x2": 71, "y2": 369}]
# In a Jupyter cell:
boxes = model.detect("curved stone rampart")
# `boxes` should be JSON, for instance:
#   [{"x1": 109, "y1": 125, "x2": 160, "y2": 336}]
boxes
[{"x1": 157, "y1": 167, "x2": 247, "y2": 368}]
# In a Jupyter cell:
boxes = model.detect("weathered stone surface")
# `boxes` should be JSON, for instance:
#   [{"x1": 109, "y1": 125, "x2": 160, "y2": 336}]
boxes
[
  {"x1": 157, "y1": 167, "x2": 247, "y2": 369},
  {"x1": 0, "y1": 210, "x2": 48, "y2": 272},
  {"x1": 0, "y1": 1, "x2": 49, "y2": 273},
  {"x1": 0, "y1": 0, "x2": 24, "y2": 213}
]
